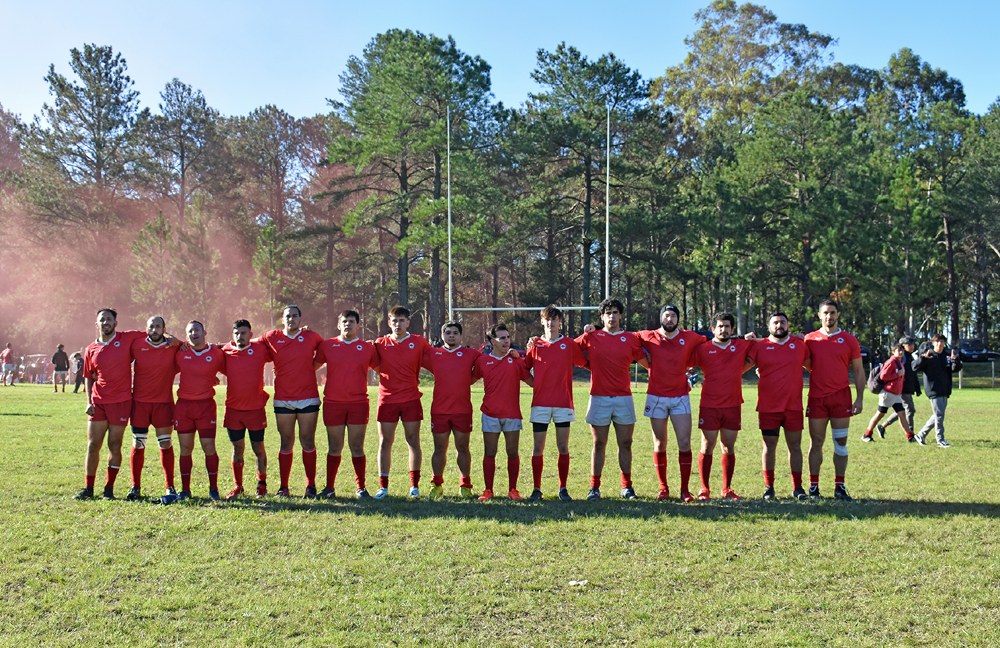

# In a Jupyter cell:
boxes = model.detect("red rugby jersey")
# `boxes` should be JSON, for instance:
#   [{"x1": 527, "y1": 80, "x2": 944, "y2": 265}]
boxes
[
  {"x1": 130, "y1": 337, "x2": 177, "y2": 404},
  {"x1": 259, "y1": 328, "x2": 323, "y2": 401},
  {"x1": 691, "y1": 338, "x2": 752, "y2": 408},
  {"x1": 803, "y1": 329, "x2": 861, "y2": 398},
  {"x1": 373, "y1": 333, "x2": 433, "y2": 405},
  {"x1": 316, "y1": 337, "x2": 378, "y2": 404},
  {"x1": 427, "y1": 345, "x2": 480, "y2": 415},
  {"x1": 638, "y1": 328, "x2": 706, "y2": 397},
  {"x1": 524, "y1": 336, "x2": 586, "y2": 409},
  {"x1": 222, "y1": 341, "x2": 272, "y2": 410},
  {"x1": 879, "y1": 356, "x2": 905, "y2": 395},
  {"x1": 175, "y1": 344, "x2": 226, "y2": 401},
  {"x1": 84, "y1": 330, "x2": 145, "y2": 404},
  {"x1": 748, "y1": 337, "x2": 809, "y2": 412},
  {"x1": 575, "y1": 329, "x2": 644, "y2": 397},
  {"x1": 474, "y1": 351, "x2": 531, "y2": 419}
]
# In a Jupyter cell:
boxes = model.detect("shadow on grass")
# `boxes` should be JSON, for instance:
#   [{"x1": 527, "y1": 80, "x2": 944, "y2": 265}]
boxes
[
  {"x1": 0, "y1": 412, "x2": 53, "y2": 417},
  {"x1": 140, "y1": 492, "x2": 1000, "y2": 523}
]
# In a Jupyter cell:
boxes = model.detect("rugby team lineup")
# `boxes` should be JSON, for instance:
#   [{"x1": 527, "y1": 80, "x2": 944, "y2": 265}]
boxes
[{"x1": 70, "y1": 295, "x2": 959, "y2": 506}]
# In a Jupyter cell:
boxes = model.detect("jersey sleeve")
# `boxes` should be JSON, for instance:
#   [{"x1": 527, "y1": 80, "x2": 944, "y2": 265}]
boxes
[{"x1": 849, "y1": 336, "x2": 862, "y2": 360}]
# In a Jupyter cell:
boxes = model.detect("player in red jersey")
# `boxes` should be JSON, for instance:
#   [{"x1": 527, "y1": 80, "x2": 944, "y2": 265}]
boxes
[
  {"x1": 474, "y1": 323, "x2": 532, "y2": 501},
  {"x1": 221, "y1": 319, "x2": 273, "y2": 499},
  {"x1": 372, "y1": 305, "x2": 433, "y2": 499},
  {"x1": 426, "y1": 321, "x2": 480, "y2": 499},
  {"x1": 126, "y1": 316, "x2": 179, "y2": 503},
  {"x1": 576, "y1": 298, "x2": 647, "y2": 501},
  {"x1": 861, "y1": 343, "x2": 915, "y2": 443},
  {"x1": 74, "y1": 308, "x2": 148, "y2": 500},
  {"x1": 637, "y1": 304, "x2": 705, "y2": 502},
  {"x1": 804, "y1": 299, "x2": 864, "y2": 501},
  {"x1": 259, "y1": 305, "x2": 324, "y2": 498},
  {"x1": 174, "y1": 320, "x2": 226, "y2": 500},
  {"x1": 746, "y1": 312, "x2": 811, "y2": 501},
  {"x1": 315, "y1": 309, "x2": 378, "y2": 499},
  {"x1": 689, "y1": 313, "x2": 753, "y2": 501},
  {"x1": 524, "y1": 305, "x2": 587, "y2": 501}
]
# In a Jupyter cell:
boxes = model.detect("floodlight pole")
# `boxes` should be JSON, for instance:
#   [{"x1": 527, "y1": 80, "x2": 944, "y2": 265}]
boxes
[
  {"x1": 605, "y1": 104, "x2": 611, "y2": 300},
  {"x1": 447, "y1": 105, "x2": 453, "y2": 321}
]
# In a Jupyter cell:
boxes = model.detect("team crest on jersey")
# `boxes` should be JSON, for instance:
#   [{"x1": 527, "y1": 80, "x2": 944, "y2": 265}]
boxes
[
  {"x1": 559, "y1": 343, "x2": 566, "y2": 350},
  {"x1": 457, "y1": 351, "x2": 463, "y2": 357},
  {"x1": 679, "y1": 338, "x2": 686, "y2": 345},
  {"x1": 113, "y1": 341, "x2": 120, "y2": 347},
  {"x1": 619, "y1": 336, "x2": 626, "y2": 342},
  {"x1": 248, "y1": 348, "x2": 254, "y2": 355},
  {"x1": 507, "y1": 357, "x2": 513, "y2": 363},
  {"x1": 297, "y1": 336, "x2": 304, "y2": 342},
  {"x1": 205, "y1": 356, "x2": 213, "y2": 363},
  {"x1": 837, "y1": 338, "x2": 844, "y2": 344},
  {"x1": 356, "y1": 344, "x2": 363, "y2": 351},
  {"x1": 408, "y1": 342, "x2": 415, "y2": 349},
  {"x1": 729, "y1": 345, "x2": 736, "y2": 352}
]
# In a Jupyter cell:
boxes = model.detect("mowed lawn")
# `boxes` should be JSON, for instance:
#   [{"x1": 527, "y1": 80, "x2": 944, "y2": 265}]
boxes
[{"x1": 1, "y1": 382, "x2": 998, "y2": 646}]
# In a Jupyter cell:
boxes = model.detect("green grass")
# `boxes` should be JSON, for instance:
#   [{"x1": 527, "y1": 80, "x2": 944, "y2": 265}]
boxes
[{"x1": 1, "y1": 383, "x2": 998, "y2": 646}]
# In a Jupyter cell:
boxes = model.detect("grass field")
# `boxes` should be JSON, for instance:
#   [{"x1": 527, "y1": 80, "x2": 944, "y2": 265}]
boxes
[{"x1": 1, "y1": 382, "x2": 998, "y2": 646}]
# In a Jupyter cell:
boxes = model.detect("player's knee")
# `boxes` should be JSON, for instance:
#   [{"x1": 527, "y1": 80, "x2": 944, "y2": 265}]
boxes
[
  {"x1": 156, "y1": 435, "x2": 172, "y2": 449},
  {"x1": 131, "y1": 431, "x2": 148, "y2": 449}
]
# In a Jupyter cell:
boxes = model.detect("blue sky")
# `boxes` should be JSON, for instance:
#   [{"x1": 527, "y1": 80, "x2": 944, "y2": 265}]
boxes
[{"x1": 2, "y1": 0, "x2": 997, "y2": 121}]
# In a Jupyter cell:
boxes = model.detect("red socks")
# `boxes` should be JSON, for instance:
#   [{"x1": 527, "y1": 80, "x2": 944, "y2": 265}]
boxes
[
  {"x1": 721, "y1": 453, "x2": 735, "y2": 492},
  {"x1": 161, "y1": 446, "x2": 175, "y2": 489},
  {"x1": 483, "y1": 456, "x2": 496, "y2": 491},
  {"x1": 620, "y1": 472, "x2": 632, "y2": 489},
  {"x1": 590, "y1": 475, "x2": 601, "y2": 489},
  {"x1": 653, "y1": 451, "x2": 667, "y2": 490},
  {"x1": 130, "y1": 447, "x2": 144, "y2": 488},
  {"x1": 302, "y1": 448, "x2": 317, "y2": 488},
  {"x1": 205, "y1": 453, "x2": 219, "y2": 491},
  {"x1": 679, "y1": 450, "x2": 693, "y2": 492},
  {"x1": 507, "y1": 456, "x2": 520, "y2": 491},
  {"x1": 698, "y1": 452, "x2": 712, "y2": 492},
  {"x1": 233, "y1": 460, "x2": 244, "y2": 489},
  {"x1": 409, "y1": 470, "x2": 420, "y2": 487},
  {"x1": 326, "y1": 454, "x2": 342, "y2": 490},
  {"x1": 278, "y1": 451, "x2": 293, "y2": 490},
  {"x1": 180, "y1": 455, "x2": 193, "y2": 492},
  {"x1": 763, "y1": 469, "x2": 775, "y2": 488},
  {"x1": 352, "y1": 455, "x2": 366, "y2": 489},
  {"x1": 105, "y1": 465, "x2": 120, "y2": 490},
  {"x1": 557, "y1": 453, "x2": 570, "y2": 489},
  {"x1": 531, "y1": 454, "x2": 544, "y2": 489},
  {"x1": 791, "y1": 471, "x2": 802, "y2": 491}
]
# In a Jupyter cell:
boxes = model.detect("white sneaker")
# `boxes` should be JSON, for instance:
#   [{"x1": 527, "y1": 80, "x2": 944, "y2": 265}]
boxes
[
  {"x1": 373, "y1": 487, "x2": 389, "y2": 500},
  {"x1": 408, "y1": 486, "x2": 420, "y2": 499},
  {"x1": 937, "y1": 440, "x2": 951, "y2": 448}
]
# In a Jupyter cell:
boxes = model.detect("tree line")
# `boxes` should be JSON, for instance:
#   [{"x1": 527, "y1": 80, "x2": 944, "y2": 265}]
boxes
[{"x1": 0, "y1": 0, "x2": 997, "y2": 353}]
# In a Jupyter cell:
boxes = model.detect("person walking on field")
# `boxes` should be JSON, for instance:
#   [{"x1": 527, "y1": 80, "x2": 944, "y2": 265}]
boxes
[
  {"x1": 877, "y1": 336, "x2": 920, "y2": 439},
  {"x1": 52, "y1": 344, "x2": 71, "y2": 392},
  {"x1": 912, "y1": 334, "x2": 962, "y2": 448},
  {"x1": 862, "y1": 343, "x2": 916, "y2": 443}
]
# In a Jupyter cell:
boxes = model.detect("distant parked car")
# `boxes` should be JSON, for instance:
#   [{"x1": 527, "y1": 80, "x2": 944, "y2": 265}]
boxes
[{"x1": 959, "y1": 338, "x2": 993, "y2": 362}]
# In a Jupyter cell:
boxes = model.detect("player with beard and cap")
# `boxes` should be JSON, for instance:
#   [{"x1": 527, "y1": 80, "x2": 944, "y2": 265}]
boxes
[
  {"x1": 174, "y1": 321, "x2": 226, "y2": 500},
  {"x1": 803, "y1": 299, "x2": 865, "y2": 501},
  {"x1": 75, "y1": 309, "x2": 154, "y2": 500},
  {"x1": 126, "y1": 316, "x2": 180, "y2": 503},
  {"x1": 221, "y1": 319, "x2": 273, "y2": 499},
  {"x1": 689, "y1": 313, "x2": 754, "y2": 500},
  {"x1": 637, "y1": 304, "x2": 705, "y2": 502},
  {"x1": 746, "y1": 313, "x2": 811, "y2": 500}
]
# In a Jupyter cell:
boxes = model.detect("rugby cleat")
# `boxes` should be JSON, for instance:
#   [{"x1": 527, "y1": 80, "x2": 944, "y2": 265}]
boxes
[
  {"x1": 656, "y1": 489, "x2": 670, "y2": 501},
  {"x1": 557, "y1": 488, "x2": 573, "y2": 501},
  {"x1": 177, "y1": 490, "x2": 192, "y2": 501},
  {"x1": 477, "y1": 489, "x2": 494, "y2": 502},
  {"x1": 762, "y1": 486, "x2": 776, "y2": 501},
  {"x1": 621, "y1": 486, "x2": 637, "y2": 500},
  {"x1": 275, "y1": 487, "x2": 291, "y2": 498},
  {"x1": 356, "y1": 488, "x2": 371, "y2": 499},
  {"x1": 303, "y1": 485, "x2": 318, "y2": 499},
  {"x1": 255, "y1": 481, "x2": 268, "y2": 497},
  {"x1": 721, "y1": 489, "x2": 742, "y2": 501},
  {"x1": 508, "y1": 488, "x2": 524, "y2": 501},
  {"x1": 792, "y1": 487, "x2": 808, "y2": 501},
  {"x1": 318, "y1": 486, "x2": 336, "y2": 499},
  {"x1": 696, "y1": 488, "x2": 711, "y2": 501},
  {"x1": 225, "y1": 487, "x2": 243, "y2": 501},
  {"x1": 125, "y1": 486, "x2": 142, "y2": 501},
  {"x1": 680, "y1": 490, "x2": 695, "y2": 503},
  {"x1": 808, "y1": 485, "x2": 821, "y2": 499},
  {"x1": 528, "y1": 488, "x2": 543, "y2": 501},
  {"x1": 102, "y1": 487, "x2": 116, "y2": 500},
  {"x1": 876, "y1": 424, "x2": 886, "y2": 439},
  {"x1": 459, "y1": 486, "x2": 475, "y2": 499},
  {"x1": 373, "y1": 487, "x2": 389, "y2": 500},
  {"x1": 833, "y1": 484, "x2": 853, "y2": 502},
  {"x1": 429, "y1": 484, "x2": 444, "y2": 500},
  {"x1": 73, "y1": 487, "x2": 94, "y2": 500},
  {"x1": 407, "y1": 486, "x2": 420, "y2": 499},
  {"x1": 208, "y1": 489, "x2": 221, "y2": 501},
  {"x1": 160, "y1": 487, "x2": 178, "y2": 505},
  {"x1": 586, "y1": 487, "x2": 601, "y2": 501}
]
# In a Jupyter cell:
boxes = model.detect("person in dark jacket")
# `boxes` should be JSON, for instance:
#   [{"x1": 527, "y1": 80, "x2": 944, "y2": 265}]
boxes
[
  {"x1": 912, "y1": 334, "x2": 962, "y2": 448},
  {"x1": 877, "y1": 336, "x2": 920, "y2": 437}
]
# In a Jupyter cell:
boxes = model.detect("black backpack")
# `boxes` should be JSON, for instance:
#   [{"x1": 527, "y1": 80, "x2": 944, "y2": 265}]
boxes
[{"x1": 867, "y1": 362, "x2": 885, "y2": 394}]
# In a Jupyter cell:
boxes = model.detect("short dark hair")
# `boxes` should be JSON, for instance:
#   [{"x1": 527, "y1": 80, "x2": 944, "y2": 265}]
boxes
[
  {"x1": 769, "y1": 312, "x2": 789, "y2": 322},
  {"x1": 233, "y1": 319, "x2": 252, "y2": 331},
  {"x1": 931, "y1": 333, "x2": 947, "y2": 343},
  {"x1": 892, "y1": 343, "x2": 906, "y2": 353},
  {"x1": 186, "y1": 320, "x2": 205, "y2": 330},
  {"x1": 442, "y1": 320, "x2": 463, "y2": 335},
  {"x1": 97, "y1": 307, "x2": 118, "y2": 319},
  {"x1": 389, "y1": 305, "x2": 410, "y2": 319},
  {"x1": 598, "y1": 298, "x2": 624, "y2": 315},
  {"x1": 540, "y1": 305, "x2": 563, "y2": 320},
  {"x1": 339, "y1": 309, "x2": 360, "y2": 324},
  {"x1": 488, "y1": 323, "x2": 509, "y2": 341},
  {"x1": 817, "y1": 298, "x2": 840, "y2": 312},
  {"x1": 283, "y1": 304, "x2": 302, "y2": 317},
  {"x1": 713, "y1": 312, "x2": 736, "y2": 328}
]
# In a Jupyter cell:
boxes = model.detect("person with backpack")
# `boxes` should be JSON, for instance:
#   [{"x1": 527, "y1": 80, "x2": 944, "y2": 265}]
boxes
[
  {"x1": 876, "y1": 336, "x2": 920, "y2": 438},
  {"x1": 862, "y1": 344, "x2": 916, "y2": 443}
]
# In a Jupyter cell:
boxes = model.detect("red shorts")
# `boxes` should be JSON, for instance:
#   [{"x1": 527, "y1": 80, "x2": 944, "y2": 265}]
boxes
[
  {"x1": 698, "y1": 406, "x2": 742, "y2": 431},
  {"x1": 174, "y1": 399, "x2": 218, "y2": 437},
  {"x1": 376, "y1": 399, "x2": 423, "y2": 423},
  {"x1": 323, "y1": 400, "x2": 370, "y2": 426},
  {"x1": 430, "y1": 412, "x2": 473, "y2": 434},
  {"x1": 224, "y1": 408, "x2": 267, "y2": 431},
  {"x1": 758, "y1": 409, "x2": 804, "y2": 431},
  {"x1": 807, "y1": 387, "x2": 854, "y2": 419},
  {"x1": 131, "y1": 401, "x2": 174, "y2": 429},
  {"x1": 89, "y1": 400, "x2": 131, "y2": 425}
]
